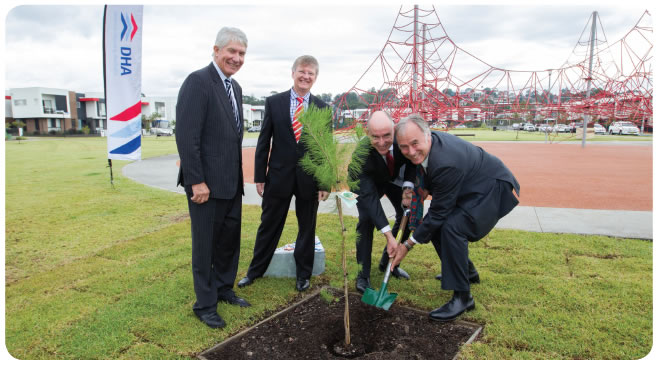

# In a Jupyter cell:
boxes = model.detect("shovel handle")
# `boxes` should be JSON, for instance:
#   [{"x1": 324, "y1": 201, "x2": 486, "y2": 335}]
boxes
[
  {"x1": 385, "y1": 209, "x2": 411, "y2": 284},
  {"x1": 382, "y1": 261, "x2": 393, "y2": 284},
  {"x1": 395, "y1": 209, "x2": 410, "y2": 243}
]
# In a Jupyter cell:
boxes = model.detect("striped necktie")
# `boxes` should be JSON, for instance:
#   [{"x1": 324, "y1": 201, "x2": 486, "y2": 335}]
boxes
[
  {"x1": 292, "y1": 97, "x2": 304, "y2": 142},
  {"x1": 224, "y1": 79, "x2": 240, "y2": 133}
]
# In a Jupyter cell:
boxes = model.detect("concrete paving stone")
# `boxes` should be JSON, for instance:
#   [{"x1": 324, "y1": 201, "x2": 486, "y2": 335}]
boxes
[{"x1": 263, "y1": 237, "x2": 325, "y2": 278}]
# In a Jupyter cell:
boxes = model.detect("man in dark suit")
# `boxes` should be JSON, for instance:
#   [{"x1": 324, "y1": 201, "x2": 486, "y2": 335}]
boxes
[
  {"x1": 349, "y1": 111, "x2": 415, "y2": 294},
  {"x1": 237, "y1": 55, "x2": 329, "y2": 292},
  {"x1": 390, "y1": 114, "x2": 520, "y2": 322},
  {"x1": 175, "y1": 27, "x2": 250, "y2": 329}
]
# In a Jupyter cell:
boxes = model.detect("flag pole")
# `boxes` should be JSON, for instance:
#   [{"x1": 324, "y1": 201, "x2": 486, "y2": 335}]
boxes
[
  {"x1": 102, "y1": 5, "x2": 114, "y2": 186},
  {"x1": 107, "y1": 159, "x2": 115, "y2": 187}
]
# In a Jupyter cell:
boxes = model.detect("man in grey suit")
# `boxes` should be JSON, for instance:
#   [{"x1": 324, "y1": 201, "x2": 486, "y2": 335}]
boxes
[
  {"x1": 176, "y1": 27, "x2": 250, "y2": 329},
  {"x1": 390, "y1": 114, "x2": 520, "y2": 322}
]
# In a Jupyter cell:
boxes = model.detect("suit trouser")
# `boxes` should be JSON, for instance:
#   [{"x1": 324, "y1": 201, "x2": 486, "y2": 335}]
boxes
[
  {"x1": 187, "y1": 193, "x2": 242, "y2": 315},
  {"x1": 247, "y1": 192, "x2": 319, "y2": 280},
  {"x1": 430, "y1": 179, "x2": 511, "y2": 291},
  {"x1": 356, "y1": 183, "x2": 410, "y2": 278}
]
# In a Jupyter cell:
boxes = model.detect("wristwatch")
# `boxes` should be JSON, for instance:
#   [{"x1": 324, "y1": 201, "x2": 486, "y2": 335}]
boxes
[{"x1": 403, "y1": 240, "x2": 414, "y2": 251}]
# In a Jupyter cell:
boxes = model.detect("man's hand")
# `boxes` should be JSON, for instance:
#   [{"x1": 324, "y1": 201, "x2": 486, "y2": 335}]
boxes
[
  {"x1": 385, "y1": 232, "x2": 398, "y2": 259},
  {"x1": 402, "y1": 188, "x2": 413, "y2": 208},
  {"x1": 256, "y1": 182, "x2": 265, "y2": 197},
  {"x1": 416, "y1": 187, "x2": 429, "y2": 201},
  {"x1": 318, "y1": 190, "x2": 329, "y2": 201},
  {"x1": 191, "y1": 182, "x2": 210, "y2": 204},
  {"x1": 390, "y1": 240, "x2": 410, "y2": 269}
]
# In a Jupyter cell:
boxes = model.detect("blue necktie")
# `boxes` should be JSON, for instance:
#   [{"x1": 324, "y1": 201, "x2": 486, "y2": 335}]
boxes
[{"x1": 224, "y1": 79, "x2": 240, "y2": 133}]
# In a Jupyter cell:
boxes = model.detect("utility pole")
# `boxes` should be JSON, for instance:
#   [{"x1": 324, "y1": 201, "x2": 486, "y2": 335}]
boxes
[
  {"x1": 412, "y1": 4, "x2": 418, "y2": 113},
  {"x1": 546, "y1": 70, "x2": 552, "y2": 143},
  {"x1": 582, "y1": 11, "x2": 597, "y2": 148}
]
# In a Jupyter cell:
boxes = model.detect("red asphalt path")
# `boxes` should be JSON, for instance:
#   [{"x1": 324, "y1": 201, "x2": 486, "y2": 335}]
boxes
[{"x1": 241, "y1": 142, "x2": 652, "y2": 211}]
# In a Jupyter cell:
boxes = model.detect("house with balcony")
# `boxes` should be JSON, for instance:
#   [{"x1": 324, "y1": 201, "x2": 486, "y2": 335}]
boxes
[
  {"x1": 7, "y1": 86, "x2": 266, "y2": 136},
  {"x1": 77, "y1": 91, "x2": 107, "y2": 133},
  {"x1": 8, "y1": 87, "x2": 77, "y2": 135},
  {"x1": 141, "y1": 96, "x2": 177, "y2": 122},
  {"x1": 243, "y1": 104, "x2": 265, "y2": 128}
]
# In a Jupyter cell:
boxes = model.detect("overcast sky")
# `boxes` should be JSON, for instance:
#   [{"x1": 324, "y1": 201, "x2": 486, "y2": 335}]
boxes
[{"x1": 2, "y1": 0, "x2": 653, "y2": 100}]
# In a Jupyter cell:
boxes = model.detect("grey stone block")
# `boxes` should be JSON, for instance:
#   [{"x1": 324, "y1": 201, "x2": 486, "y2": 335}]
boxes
[{"x1": 263, "y1": 236, "x2": 325, "y2": 278}]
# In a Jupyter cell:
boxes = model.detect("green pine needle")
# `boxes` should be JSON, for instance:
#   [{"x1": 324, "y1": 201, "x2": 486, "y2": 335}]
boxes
[{"x1": 298, "y1": 105, "x2": 368, "y2": 192}]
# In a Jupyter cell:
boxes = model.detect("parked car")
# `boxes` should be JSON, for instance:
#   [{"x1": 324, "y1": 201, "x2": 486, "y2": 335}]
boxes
[
  {"x1": 554, "y1": 124, "x2": 569, "y2": 133},
  {"x1": 512, "y1": 123, "x2": 521, "y2": 130},
  {"x1": 593, "y1": 123, "x2": 606, "y2": 134},
  {"x1": 455, "y1": 124, "x2": 467, "y2": 129},
  {"x1": 247, "y1": 125, "x2": 261, "y2": 133},
  {"x1": 523, "y1": 123, "x2": 535, "y2": 131},
  {"x1": 608, "y1": 121, "x2": 639, "y2": 135},
  {"x1": 538, "y1": 124, "x2": 552, "y2": 133},
  {"x1": 150, "y1": 119, "x2": 173, "y2": 136}
]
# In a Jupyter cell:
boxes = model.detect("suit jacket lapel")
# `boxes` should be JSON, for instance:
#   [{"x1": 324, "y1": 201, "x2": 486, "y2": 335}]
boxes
[
  {"x1": 233, "y1": 80, "x2": 244, "y2": 135},
  {"x1": 426, "y1": 132, "x2": 440, "y2": 185},
  {"x1": 372, "y1": 148, "x2": 389, "y2": 180},
  {"x1": 208, "y1": 63, "x2": 240, "y2": 135},
  {"x1": 282, "y1": 90, "x2": 296, "y2": 142}
]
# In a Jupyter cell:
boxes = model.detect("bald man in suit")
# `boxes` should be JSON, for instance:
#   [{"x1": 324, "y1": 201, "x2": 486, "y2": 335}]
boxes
[{"x1": 348, "y1": 111, "x2": 415, "y2": 294}]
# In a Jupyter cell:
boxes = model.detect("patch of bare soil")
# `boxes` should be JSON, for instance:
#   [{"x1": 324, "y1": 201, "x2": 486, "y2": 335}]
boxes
[{"x1": 201, "y1": 290, "x2": 480, "y2": 360}]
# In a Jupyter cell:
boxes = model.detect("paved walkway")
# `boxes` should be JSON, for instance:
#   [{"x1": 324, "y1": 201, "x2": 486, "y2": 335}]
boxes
[{"x1": 122, "y1": 141, "x2": 652, "y2": 240}]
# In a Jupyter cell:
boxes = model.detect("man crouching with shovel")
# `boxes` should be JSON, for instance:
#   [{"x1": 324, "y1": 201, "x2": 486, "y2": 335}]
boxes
[
  {"x1": 389, "y1": 114, "x2": 520, "y2": 321},
  {"x1": 349, "y1": 111, "x2": 416, "y2": 295}
]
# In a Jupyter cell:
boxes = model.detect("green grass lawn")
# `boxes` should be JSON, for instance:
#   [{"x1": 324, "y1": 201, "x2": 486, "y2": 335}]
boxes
[{"x1": 4, "y1": 137, "x2": 653, "y2": 359}]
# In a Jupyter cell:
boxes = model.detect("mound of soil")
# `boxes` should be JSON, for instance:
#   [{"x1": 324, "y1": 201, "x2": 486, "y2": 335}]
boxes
[{"x1": 200, "y1": 290, "x2": 481, "y2": 360}]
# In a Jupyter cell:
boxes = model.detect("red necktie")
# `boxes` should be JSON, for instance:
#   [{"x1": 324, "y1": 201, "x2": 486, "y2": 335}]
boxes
[
  {"x1": 386, "y1": 151, "x2": 394, "y2": 176},
  {"x1": 292, "y1": 97, "x2": 304, "y2": 143}
]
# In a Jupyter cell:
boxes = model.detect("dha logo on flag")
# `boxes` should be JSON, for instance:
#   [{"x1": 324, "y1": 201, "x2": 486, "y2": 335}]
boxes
[
  {"x1": 120, "y1": 12, "x2": 138, "y2": 42},
  {"x1": 104, "y1": 5, "x2": 143, "y2": 161}
]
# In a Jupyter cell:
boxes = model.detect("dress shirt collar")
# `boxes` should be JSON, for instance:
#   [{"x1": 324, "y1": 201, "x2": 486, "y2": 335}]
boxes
[
  {"x1": 380, "y1": 145, "x2": 394, "y2": 161},
  {"x1": 291, "y1": 87, "x2": 310, "y2": 103},
  {"x1": 421, "y1": 151, "x2": 429, "y2": 169},
  {"x1": 212, "y1": 60, "x2": 231, "y2": 84}
]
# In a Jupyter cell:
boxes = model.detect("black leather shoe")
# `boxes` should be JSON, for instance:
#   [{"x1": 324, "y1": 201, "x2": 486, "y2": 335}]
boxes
[
  {"x1": 379, "y1": 263, "x2": 411, "y2": 280},
  {"x1": 435, "y1": 273, "x2": 480, "y2": 284},
  {"x1": 296, "y1": 278, "x2": 310, "y2": 292},
  {"x1": 429, "y1": 291, "x2": 475, "y2": 322},
  {"x1": 195, "y1": 311, "x2": 226, "y2": 329},
  {"x1": 355, "y1": 276, "x2": 372, "y2": 294},
  {"x1": 237, "y1": 276, "x2": 255, "y2": 288},
  {"x1": 218, "y1": 290, "x2": 251, "y2": 307}
]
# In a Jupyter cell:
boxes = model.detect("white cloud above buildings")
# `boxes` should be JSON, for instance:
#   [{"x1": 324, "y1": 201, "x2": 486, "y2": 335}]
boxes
[{"x1": 3, "y1": 1, "x2": 651, "y2": 99}]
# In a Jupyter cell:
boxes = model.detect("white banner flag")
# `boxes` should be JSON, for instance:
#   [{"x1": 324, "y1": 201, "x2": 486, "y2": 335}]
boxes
[{"x1": 104, "y1": 5, "x2": 143, "y2": 160}]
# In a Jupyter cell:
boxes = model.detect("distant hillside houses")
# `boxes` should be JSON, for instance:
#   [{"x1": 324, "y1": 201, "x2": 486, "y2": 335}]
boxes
[{"x1": 5, "y1": 86, "x2": 264, "y2": 136}]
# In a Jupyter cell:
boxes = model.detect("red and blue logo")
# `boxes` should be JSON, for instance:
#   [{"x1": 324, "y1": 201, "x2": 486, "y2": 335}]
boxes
[
  {"x1": 120, "y1": 12, "x2": 138, "y2": 42},
  {"x1": 118, "y1": 12, "x2": 139, "y2": 75}
]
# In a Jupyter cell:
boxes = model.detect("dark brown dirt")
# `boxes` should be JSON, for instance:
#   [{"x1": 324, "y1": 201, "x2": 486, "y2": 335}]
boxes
[{"x1": 201, "y1": 290, "x2": 479, "y2": 360}]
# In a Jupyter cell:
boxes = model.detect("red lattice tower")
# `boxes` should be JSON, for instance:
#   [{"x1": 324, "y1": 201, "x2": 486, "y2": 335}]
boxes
[{"x1": 333, "y1": 6, "x2": 652, "y2": 133}]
